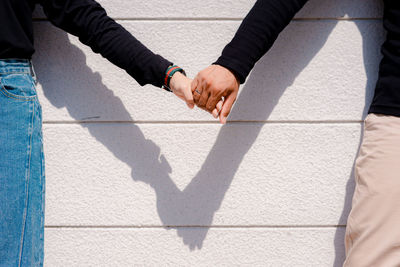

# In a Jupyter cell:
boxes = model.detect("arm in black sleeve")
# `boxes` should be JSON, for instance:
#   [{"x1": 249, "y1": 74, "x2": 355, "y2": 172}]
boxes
[
  {"x1": 369, "y1": 1, "x2": 400, "y2": 114},
  {"x1": 39, "y1": 0, "x2": 171, "y2": 87},
  {"x1": 214, "y1": 0, "x2": 308, "y2": 84}
]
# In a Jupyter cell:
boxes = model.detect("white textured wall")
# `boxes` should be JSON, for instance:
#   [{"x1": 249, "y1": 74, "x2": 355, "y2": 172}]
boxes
[{"x1": 32, "y1": 0, "x2": 384, "y2": 266}]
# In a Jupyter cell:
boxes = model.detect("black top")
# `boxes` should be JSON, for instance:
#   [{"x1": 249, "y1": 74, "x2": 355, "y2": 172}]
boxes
[
  {"x1": 0, "y1": 0, "x2": 171, "y2": 87},
  {"x1": 215, "y1": 0, "x2": 400, "y2": 117}
]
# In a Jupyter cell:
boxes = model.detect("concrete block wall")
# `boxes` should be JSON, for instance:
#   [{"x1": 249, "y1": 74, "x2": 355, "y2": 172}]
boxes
[{"x1": 32, "y1": 0, "x2": 384, "y2": 266}]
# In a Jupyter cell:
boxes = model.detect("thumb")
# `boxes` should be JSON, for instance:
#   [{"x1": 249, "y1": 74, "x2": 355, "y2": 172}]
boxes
[{"x1": 219, "y1": 92, "x2": 237, "y2": 124}]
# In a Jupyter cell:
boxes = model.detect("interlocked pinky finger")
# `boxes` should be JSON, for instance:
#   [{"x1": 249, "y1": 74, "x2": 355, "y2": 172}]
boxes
[
  {"x1": 212, "y1": 108, "x2": 219, "y2": 118},
  {"x1": 216, "y1": 100, "x2": 223, "y2": 113}
]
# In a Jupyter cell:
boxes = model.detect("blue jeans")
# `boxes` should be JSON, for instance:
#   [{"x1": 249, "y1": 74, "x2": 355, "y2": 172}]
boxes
[{"x1": 0, "y1": 59, "x2": 45, "y2": 267}]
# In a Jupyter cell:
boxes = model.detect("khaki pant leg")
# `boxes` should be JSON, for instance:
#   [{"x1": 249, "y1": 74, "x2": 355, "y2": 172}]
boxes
[{"x1": 344, "y1": 113, "x2": 400, "y2": 267}]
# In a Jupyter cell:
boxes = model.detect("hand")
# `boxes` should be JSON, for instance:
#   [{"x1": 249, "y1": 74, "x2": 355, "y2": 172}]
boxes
[
  {"x1": 169, "y1": 72, "x2": 195, "y2": 109},
  {"x1": 191, "y1": 65, "x2": 239, "y2": 124}
]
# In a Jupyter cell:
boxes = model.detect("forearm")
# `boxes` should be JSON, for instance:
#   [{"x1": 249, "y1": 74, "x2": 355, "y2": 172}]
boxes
[
  {"x1": 375, "y1": 1, "x2": 400, "y2": 91},
  {"x1": 214, "y1": 0, "x2": 308, "y2": 83},
  {"x1": 369, "y1": 1, "x2": 400, "y2": 114},
  {"x1": 40, "y1": 0, "x2": 171, "y2": 87}
]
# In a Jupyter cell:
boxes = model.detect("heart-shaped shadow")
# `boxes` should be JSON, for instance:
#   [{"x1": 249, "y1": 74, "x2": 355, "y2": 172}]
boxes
[{"x1": 33, "y1": 2, "x2": 381, "y2": 264}]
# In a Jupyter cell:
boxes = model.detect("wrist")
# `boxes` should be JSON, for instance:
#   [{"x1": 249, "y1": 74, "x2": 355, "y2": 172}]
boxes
[
  {"x1": 213, "y1": 64, "x2": 240, "y2": 85},
  {"x1": 162, "y1": 64, "x2": 186, "y2": 92},
  {"x1": 212, "y1": 59, "x2": 244, "y2": 84},
  {"x1": 169, "y1": 72, "x2": 184, "y2": 91}
]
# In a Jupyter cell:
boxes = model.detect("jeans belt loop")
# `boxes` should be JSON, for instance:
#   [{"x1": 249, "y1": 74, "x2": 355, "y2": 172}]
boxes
[{"x1": 29, "y1": 59, "x2": 38, "y2": 85}]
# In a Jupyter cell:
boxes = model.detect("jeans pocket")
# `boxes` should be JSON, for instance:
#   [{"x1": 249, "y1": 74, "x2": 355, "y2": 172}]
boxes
[{"x1": 0, "y1": 73, "x2": 37, "y2": 101}]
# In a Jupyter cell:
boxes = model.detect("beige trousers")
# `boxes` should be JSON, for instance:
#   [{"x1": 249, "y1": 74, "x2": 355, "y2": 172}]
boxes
[{"x1": 344, "y1": 113, "x2": 400, "y2": 266}]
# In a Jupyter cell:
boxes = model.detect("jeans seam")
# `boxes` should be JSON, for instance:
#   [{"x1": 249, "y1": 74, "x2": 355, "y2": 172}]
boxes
[
  {"x1": 39, "y1": 103, "x2": 45, "y2": 267},
  {"x1": 18, "y1": 101, "x2": 35, "y2": 267},
  {"x1": 0, "y1": 71, "x2": 30, "y2": 75}
]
